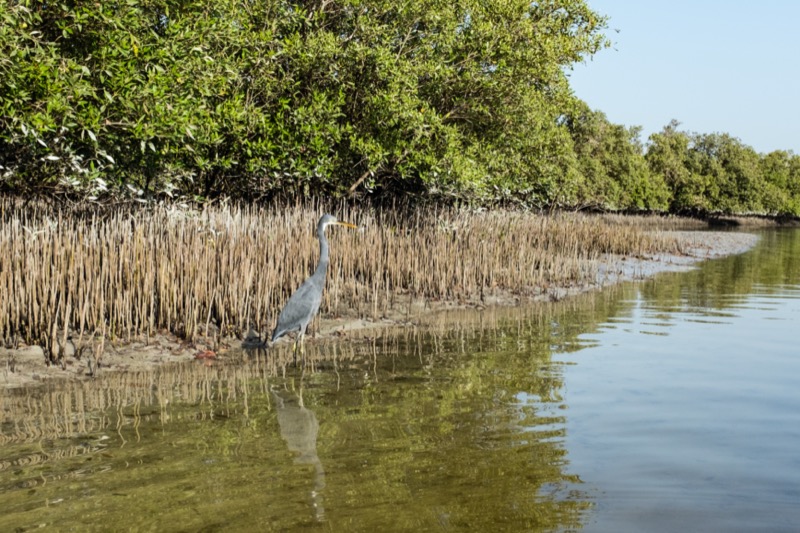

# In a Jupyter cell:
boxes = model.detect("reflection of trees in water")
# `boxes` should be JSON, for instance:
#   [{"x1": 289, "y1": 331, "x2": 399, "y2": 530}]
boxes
[
  {"x1": 639, "y1": 229, "x2": 800, "y2": 311},
  {"x1": 0, "y1": 288, "x2": 631, "y2": 529}
]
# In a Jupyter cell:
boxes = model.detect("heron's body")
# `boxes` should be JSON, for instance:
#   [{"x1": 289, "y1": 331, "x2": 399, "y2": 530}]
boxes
[
  {"x1": 271, "y1": 214, "x2": 356, "y2": 359},
  {"x1": 271, "y1": 263, "x2": 326, "y2": 343}
]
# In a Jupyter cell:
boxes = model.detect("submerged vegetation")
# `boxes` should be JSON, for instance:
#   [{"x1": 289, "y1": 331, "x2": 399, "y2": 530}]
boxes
[
  {"x1": 0, "y1": 292, "x2": 621, "y2": 442},
  {"x1": 0, "y1": 198, "x2": 682, "y2": 365},
  {"x1": 1, "y1": 294, "x2": 611, "y2": 529}
]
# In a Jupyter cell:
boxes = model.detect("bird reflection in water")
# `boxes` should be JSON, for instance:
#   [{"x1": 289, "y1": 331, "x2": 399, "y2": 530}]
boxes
[{"x1": 272, "y1": 377, "x2": 326, "y2": 521}]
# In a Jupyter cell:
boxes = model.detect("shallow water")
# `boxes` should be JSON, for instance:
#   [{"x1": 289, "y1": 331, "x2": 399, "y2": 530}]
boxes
[
  {"x1": 2, "y1": 229, "x2": 800, "y2": 532},
  {"x1": 563, "y1": 229, "x2": 800, "y2": 532}
]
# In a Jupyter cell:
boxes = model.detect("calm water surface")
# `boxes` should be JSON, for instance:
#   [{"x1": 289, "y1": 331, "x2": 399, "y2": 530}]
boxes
[{"x1": 2, "y1": 229, "x2": 799, "y2": 532}]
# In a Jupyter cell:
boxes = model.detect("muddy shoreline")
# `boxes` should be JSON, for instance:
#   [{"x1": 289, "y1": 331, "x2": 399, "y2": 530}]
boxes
[{"x1": 1, "y1": 230, "x2": 760, "y2": 391}]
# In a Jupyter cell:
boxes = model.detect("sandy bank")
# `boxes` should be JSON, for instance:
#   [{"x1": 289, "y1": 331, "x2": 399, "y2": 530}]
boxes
[{"x1": 1, "y1": 230, "x2": 760, "y2": 391}]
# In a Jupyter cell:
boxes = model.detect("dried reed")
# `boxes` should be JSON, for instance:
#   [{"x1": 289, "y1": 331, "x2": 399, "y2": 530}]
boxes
[{"x1": 0, "y1": 198, "x2": 682, "y2": 363}]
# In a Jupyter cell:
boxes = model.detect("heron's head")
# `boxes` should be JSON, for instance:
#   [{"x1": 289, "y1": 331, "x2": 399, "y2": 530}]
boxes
[{"x1": 317, "y1": 214, "x2": 358, "y2": 233}]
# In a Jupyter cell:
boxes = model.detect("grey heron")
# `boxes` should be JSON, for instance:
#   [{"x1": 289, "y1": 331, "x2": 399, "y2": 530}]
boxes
[{"x1": 271, "y1": 214, "x2": 357, "y2": 362}]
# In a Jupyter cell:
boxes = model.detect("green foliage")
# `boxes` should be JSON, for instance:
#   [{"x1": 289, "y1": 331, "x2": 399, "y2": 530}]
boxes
[
  {"x1": 645, "y1": 121, "x2": 800, "y2": 216},
  {"x1": 0, "y1": 0, "x2": 607, "y2": 203},
  {"x1": 758, "y1": 150, "x2": 795, "y2": 214},
  {"x1": 567, "y1": 107, "x2": 669, "y2": 210},
  {"x1": 645, "y1": 121, "x2": 707, "y2": 212},
  {"x1": 686, "y1": 133, "x2": 763, "y2": 213}
]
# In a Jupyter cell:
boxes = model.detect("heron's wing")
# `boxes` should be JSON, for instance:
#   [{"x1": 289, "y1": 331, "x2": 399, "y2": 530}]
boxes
[{"x1": 272, "y1": 276, "x2": 324, "y2": 340}]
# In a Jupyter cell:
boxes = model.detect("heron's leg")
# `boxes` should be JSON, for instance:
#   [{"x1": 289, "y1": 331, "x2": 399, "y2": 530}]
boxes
[
  {"x1": 292, "y1": 331, "x2": 306, "y2": 367},
  {"x1": 298, "y1": 331, "x2": 306, "y2": 367}
]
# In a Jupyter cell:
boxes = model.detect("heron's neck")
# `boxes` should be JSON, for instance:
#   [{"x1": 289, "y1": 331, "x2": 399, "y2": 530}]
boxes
[{"x1": 315, "y1": 226, "x2": 330, "y2": 276}]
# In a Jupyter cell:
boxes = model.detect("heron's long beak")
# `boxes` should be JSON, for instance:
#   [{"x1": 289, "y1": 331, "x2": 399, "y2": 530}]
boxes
[{"x1": 334, "y1": 221, "x2": 358, "y2": 229}]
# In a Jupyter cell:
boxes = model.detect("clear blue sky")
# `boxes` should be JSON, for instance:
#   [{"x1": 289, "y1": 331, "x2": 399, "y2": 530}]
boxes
[{"x1": 568, "y1": 1, "x2": 800, "y2": 154}]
